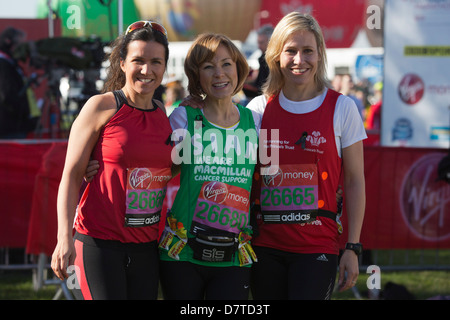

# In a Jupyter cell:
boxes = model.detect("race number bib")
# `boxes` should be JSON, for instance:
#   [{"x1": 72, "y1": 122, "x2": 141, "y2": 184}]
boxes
[
  {"x1": 260, "y1": 164, "x2": 318, "y2": 224},
  {"x1": 191, "y1": 181, "x2": 250, "y2": 235},
  {"x1": 125, "y1": 167, "x2": 171, "y2": 227}
]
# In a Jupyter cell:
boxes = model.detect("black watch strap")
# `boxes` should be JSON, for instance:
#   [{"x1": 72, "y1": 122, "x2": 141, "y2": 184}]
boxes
[{"x1": 345, "y1": 242, "x2": 363, "y2": 255}]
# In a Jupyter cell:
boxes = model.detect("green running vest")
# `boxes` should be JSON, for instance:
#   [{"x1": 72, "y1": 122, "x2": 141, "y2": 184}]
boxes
[{"x1": 159, "y1": 105, "x2": 258, "y2": 267}]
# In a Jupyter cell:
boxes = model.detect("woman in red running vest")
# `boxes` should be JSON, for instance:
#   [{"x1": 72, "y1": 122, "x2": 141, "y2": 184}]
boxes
[
  {"x1": 51, "y1": 21, "x2": 173, "y2": 300},
  {"x1": 247, "y1": 12, "x2": 366, "y2": 299}
]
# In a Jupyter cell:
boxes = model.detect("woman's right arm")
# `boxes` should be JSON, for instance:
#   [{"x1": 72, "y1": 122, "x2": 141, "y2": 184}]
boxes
[{"x1": 51, "y1": 93, "x2": 115, "y2": 280}]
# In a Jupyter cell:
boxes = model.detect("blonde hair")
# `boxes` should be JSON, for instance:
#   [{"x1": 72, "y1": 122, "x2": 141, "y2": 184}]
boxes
[
  {"x1": 263, "y1": 12, "x2": 330, "y2": 97},
  {"x1": 184, "y1": 33, "x2": 249, "y2": 100}
]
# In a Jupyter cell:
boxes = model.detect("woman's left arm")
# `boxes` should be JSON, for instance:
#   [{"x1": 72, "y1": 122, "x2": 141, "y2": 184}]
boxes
[{"x1": 337, "y1": 140, "x2": 366, "y2": 291}]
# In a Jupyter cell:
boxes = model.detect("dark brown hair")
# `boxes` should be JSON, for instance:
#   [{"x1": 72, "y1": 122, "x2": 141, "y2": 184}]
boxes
[{"x1": 102, "y1": 26, "x2": 169, "y2": 93}]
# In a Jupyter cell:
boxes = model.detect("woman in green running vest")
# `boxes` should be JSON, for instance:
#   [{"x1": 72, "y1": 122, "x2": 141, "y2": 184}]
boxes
[{"x1": 158, "y1": 33, "x2": 261, "y2": 300}]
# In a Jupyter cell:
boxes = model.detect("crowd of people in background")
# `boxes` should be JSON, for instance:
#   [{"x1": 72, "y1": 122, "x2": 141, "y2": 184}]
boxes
[
  {"x1": 330, "y1": 73, "x2": 382, "y2": 131},
  {"x1": 0, "y1": 27, "x2": 39, "y2": 139},
  {"x1": 160, "y1": 76, "x2": 383, "y2": 135},
  {"x1": 0, "y1": 25, "x2": 383, "y2": 140}
]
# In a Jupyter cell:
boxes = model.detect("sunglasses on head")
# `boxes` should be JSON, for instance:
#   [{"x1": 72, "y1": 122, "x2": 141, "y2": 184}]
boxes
[{"x1": 125, "y1": 20, "x2": 168, "y2": 39}]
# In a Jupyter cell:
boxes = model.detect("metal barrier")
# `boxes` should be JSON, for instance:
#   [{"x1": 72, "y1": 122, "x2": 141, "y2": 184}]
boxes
[
  {"x1": 361, "y1": 249, "x2": 450, "y2": 271},
  {"x1": 0, "y1": 248, "x2": 73, "y2": 300}
]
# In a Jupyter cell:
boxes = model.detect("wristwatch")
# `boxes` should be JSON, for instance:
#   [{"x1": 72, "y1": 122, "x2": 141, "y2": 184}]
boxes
[{"x1": 345, "y1": 243, "x2": 363, "y2": 256}]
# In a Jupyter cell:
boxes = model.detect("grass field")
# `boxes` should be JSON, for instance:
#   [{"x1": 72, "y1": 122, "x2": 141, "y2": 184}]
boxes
[
  {"x1": 1, "y1": 269, "x2": 449, "y2": 300},
  {"x1": 333, "y1": 270, "x2": 450, "y2": 300},
  {"x1": 1, "y1": 249, "x2": 449, "y2": 300}
]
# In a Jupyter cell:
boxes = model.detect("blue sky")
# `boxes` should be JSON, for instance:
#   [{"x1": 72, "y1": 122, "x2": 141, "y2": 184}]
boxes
[{"x1": 0, "y1": 0, "x2": 42, "y2": 18}]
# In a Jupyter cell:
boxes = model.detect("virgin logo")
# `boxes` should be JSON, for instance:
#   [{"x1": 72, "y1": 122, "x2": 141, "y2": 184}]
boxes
[
  {"x1": 129, "y1": 168, "x2": 152, "y2": 189},
  {"x1": 400, "y1": 154, "x2": 450, "y2": 241},
  {"x1": 262, "y1": 166, "x2": 283, "y2": 187},
  {"x1": 398, "y1": 74, "x2": 424, "y2": 105},
  {"x1": 203, "y1": 181, "x2": 228, "y2": 203}
]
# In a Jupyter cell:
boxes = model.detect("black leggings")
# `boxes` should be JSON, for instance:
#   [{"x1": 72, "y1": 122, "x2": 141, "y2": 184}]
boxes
[
  {"x1": 250, "y1": 246, "x2": 338, "y2": 300},
  {"x1": 71, "y1": 233, "x2": 159, "y2": 300},
  {"x1": 159, "y1": 260, "x2": 250, "y2": 300}
]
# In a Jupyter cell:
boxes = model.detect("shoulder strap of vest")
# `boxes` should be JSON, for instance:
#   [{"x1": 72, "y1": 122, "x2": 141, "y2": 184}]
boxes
[
  {"x1": 152, "y1": 99, "x2": 167, "y2": 115},
  {"x1": 185, "y1": 106, "x2": 205, "y2": 131},
  {"x1": 323, "y1": 88, "x2": 341, "y2": 106},
  {"x1": 112, "y1": 89, "x2": 128, "y2": 111},
  {"x1": 236, "y1": 103, "x2": 249, "y2": 117},
  {"x1": 236, "y1": 103, "x2": 257, "y2": 131},
  {"x1": 267, "y1": 93, "x2": 279, "y2": 104}
]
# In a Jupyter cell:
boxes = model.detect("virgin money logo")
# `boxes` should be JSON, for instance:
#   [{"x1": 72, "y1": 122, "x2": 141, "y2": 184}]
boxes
[
  {"x1": 129, "y1": 168, "x2": 152, "y2": 189},
  {"x1": 203, "y1": 181, "x2": 228, "y2": 203},
  {"x1": 262, "y1": 166, "x2": 283, "y2": 187},
  {"x1": 398, "y1": 74, "x2": 424, "y2": 105},
  {"x1": 400, "y1": 153, "x2": 450, "y2": 241}
]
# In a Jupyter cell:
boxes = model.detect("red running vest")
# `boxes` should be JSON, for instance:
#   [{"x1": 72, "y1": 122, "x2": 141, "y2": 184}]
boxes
[
  {"x1": 75, "y1": 101, "x2": 173, "y2": 243},
  {"x1": 253, "y1": 89, "x2": 342, "y2": 254}
]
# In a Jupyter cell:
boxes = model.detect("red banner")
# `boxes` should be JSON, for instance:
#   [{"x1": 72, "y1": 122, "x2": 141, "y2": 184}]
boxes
[
  {"x1": 0, "y1": 141, "x2": 448, "y2": 256},
  {"x1": 259, "y1": 0, "x2": 366, "y2": 48},
  {"x1": 0, "y1": 141, "x2": 65, "y2": 249},
  {"x1": 353, "y1": 147, "x2": 450, "y2": 249},
  {"x1": 25, "y1": 142, "x2": 67, "y2": 256},
  {"x1": 0, "y1": 19, "x2": 62, "y2": 42}
]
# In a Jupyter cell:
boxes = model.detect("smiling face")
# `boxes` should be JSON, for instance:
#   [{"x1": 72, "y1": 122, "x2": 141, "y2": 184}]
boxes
[
  {"x1": 279, "y1": 30, "x2": 321, "y2": 99},
  {"x1": 198, "y1": 44, "x2": 238, "y2": 102},
  {"x1": 120, "y1": 40, "x2": 166, "y2": 96}
]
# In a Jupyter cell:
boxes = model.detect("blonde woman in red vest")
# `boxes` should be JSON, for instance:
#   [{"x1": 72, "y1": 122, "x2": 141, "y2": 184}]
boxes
[{"x1": 247, "y1": 12, "x2": 366, "y2": 299}]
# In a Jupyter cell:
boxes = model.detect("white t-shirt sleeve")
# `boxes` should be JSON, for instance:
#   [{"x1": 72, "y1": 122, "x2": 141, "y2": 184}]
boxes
[
  {"x1": 246, "y1": 95, "x2": 268, "y2": 116},
  {"x1": 249, "y1": 109, "x2": 262, "y2": 133},
  {"x1": 246, "y1": 95, "x2": 267, "y2": 134},
  {"x1": 168, "y1": 106, "x2": 188, "y2": 131},
  {"x1": 334, "y1": 95, "x2": 367, "y2": 150},
  {"x1": 168, "y1": 106, "x2": 189, "y2": 143}
]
